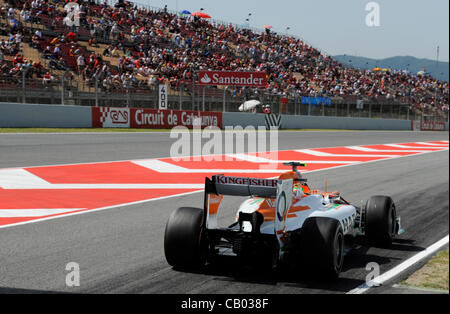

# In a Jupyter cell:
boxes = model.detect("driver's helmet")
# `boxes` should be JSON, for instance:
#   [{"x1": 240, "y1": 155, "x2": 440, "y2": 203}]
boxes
[{"x1": 279, "y1": 171, "x2": 308, "y2": 196}]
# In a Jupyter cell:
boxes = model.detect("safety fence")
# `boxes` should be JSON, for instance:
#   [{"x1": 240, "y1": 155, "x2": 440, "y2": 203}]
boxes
[{"x1": 0, "y1": 76, "x2": 447, "y2": 123}]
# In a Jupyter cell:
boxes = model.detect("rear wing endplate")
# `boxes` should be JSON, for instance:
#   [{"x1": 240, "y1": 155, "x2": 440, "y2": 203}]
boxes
[{"x1": 203, "y1": 175, "x2": 293, "y2": 264}]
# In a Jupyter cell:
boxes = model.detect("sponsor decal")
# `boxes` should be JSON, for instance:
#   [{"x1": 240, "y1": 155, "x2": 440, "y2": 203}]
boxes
[
  {"x1": 250, "y1": 199, "x2": 265, "y2": 205},
  {"x1": 92, "y1": 107, "x2": 222, "y2": 129},
  {"x1": 325, "y1": 204, "x2": 343, "y2": 211},
  {"x1": 216, "y1": 176, "x2": 278, "y2": 187},
  {"x1": 92, "y1": 107, "x2": 130, "y2": 128},
  {"x1": 301, "y1": 96, "x2": 332, "y2": 106},
  {"x1": 421, "y1": 121, "x2": 446, "y2": 131},
  {"x1": 198, "y1": 71, "x2": 267, "y2": 87},
  {"x1": 265, "y1": 114, "x2": 282, "y2": 129}
]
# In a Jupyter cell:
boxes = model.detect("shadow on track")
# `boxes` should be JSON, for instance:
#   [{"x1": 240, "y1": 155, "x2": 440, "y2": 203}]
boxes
[
  {"x1": 390, "y1": 239, "x2": 425, "y2": 252},
  {"x1": 172, "y1": 256, "x2": 368, "y2": 293},
  {"x1": 0, "y1": 287, "x2": 71, "y2": 294}
]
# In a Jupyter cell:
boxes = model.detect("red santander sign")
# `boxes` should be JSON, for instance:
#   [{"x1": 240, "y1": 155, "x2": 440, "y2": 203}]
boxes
[{"x1": 198, "y1": 71, "x2": 267, "y2": 88}]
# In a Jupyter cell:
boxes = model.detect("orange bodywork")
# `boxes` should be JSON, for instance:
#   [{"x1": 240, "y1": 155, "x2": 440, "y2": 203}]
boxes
[
  {"x1": 256, "y1": 198, "x2": 311, "y2": 222},
  {"x1": 251, "y1": 171, "x2": 312, "y2": 222},
  {"x1": 207, "y1": 170, "x2": 339, "y2": 224},
  {"x1": 311, "y1": 190, "x2": 340, "y2": 198},
  {"x1": 207, "y1": 194, "x2": 223, "y2": 215}
]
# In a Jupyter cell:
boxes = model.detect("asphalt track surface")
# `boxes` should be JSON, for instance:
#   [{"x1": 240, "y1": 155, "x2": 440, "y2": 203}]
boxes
[{"x1": 0, "y1": 131, "x2": 448, "y2": 294}]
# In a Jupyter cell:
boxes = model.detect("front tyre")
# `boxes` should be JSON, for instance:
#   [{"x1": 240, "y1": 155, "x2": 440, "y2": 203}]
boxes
[
  {"x1": 164, "y1": 207, "x2": 207, "y2": 269},
  {"x1": 300, "y1": 217, "x2": 344, "y2": 280},
  {"x1": 365, "y1": 196, "x2": 397, "y2": 248}
]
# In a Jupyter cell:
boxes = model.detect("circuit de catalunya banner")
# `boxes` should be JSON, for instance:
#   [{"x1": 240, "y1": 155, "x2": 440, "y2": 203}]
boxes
[
  {"x1": 411, "y1": 120, "x2": 446, "y2": 131},
  {"x1": 198, "y1": 71, "x2": 267, "y2": 87},
  {"x1": 420, "y1": 121, "x2": 446, "y2": 131},
  {"x1": 92, "y1": 107, "x2": 223, "y2": 129}
]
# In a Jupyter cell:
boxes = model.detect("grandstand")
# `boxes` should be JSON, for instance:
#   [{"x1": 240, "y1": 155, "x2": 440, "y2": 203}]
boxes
[{"x1": 0, "y1": 0, "x2": 448, "y2": 120}]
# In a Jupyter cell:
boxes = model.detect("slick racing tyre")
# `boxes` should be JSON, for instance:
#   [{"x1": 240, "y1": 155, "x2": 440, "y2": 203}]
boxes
[
  {"x1": 365, "y1": 196, "x2": 397, "y2": 248},
  {"x1": 300, "y1": 217, "x2": 344, "y2": 280},
  {"x1": 164, "y1": 207, "x2": 207, "y2": 269}
]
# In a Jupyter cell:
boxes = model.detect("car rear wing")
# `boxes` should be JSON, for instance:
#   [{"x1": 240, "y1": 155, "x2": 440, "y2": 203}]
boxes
[
  {"x1": 204, "y1": 175, "x2": 293, "y2": 256},
  {"x1": 205, "y1": 175, "x2": 279, "y2": 199},
  {"x1": 204, "y1": 176, "x2": 280, "y2": 231}
]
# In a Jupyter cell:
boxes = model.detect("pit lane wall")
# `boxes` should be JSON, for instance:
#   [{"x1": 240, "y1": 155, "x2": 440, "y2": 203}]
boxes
[{"x1": 222, "y1": 112, "x2": 449, "y2": 131}]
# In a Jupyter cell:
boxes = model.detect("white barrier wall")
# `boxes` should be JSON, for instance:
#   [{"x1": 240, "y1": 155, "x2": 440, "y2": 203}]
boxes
[
  {"x1": 221, "y1": 112, "x2": 266, "y2": 128},
  {"x1": 0, "y1": 103, "x2": 92, "y2": 128},
  {"x1": 0, "y1": 103, "x2": 447, "y2": 131},
  {"x1": 281, "y1": 115, "x2": 412, "y2": 130},
  {"x1": 223, "y1": 112, "x2": 419, "y2": 131}
]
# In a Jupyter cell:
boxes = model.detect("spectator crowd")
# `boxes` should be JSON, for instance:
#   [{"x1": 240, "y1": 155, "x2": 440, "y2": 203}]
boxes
[{"x1": 0, "y1": 0, "x2": 448, "y2": 114}]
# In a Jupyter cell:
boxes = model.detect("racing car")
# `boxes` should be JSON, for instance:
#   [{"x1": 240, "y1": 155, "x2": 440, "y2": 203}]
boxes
[{"x1": 164, "y1": 162, "x2": 403, "y2": 279}]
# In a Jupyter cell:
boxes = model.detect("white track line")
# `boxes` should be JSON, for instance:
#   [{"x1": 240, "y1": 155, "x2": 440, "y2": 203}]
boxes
[
  {"x1": 0, "y1": 168, "x2": 207, "y2": 189},
  {"x1": 225, "y1": 154, "x2": 274, "y2": 163},
  {"x1": 295, "y1": 149, "x2": 401, "y2": 158},
  {"x1": 416, "y1": 142, "x2": 449, "y2": 147},
  {"x1": 346, "y1": 146, "x2": 442, "y2": 153},
  {"x1": 0, "y1": 190, "x2": 202, "y2": 230},
  {"x1": 347, "y1": 235, "x2": 449, "y2": 294},
  {"x1": 0, "y1": 208, "x2": 85, "y2": 218},
  {"x1": 0, "y1": 168, "x2": 51, "y2": 187},
  {"x1": 384, "y1": 144, "x2": 444, "y2": 149},
  {"x1": 227, "y1": 154, "x2": 360, "y2": 164},
  {"x1": 0, "y1": 183, "x2": 206, "y2": 190},
  {"x1": 132, "y1": 160, "x2": 188, "y2": 172},
  {"x1": 132, "y1": 158, "x2": 290, "y2": 173}
]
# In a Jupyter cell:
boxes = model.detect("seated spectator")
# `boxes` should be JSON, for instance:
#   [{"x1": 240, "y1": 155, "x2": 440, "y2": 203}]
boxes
[
  {"x1": 50, "y1": 36, "x2": 59, "y2": 45},
  {"x1": 13, "y1": 53, "x2": 24, "y2": 65},
  {"x1": 34, "y1": 30, "x2": 42, "y2": 39},
  {"x1": 88, "y1": 37, "x2": 98, "y2": 47},
  {"x1": 52, "y1": 45, "x2": 61, "y2": 58},
  {"x1": 49, "y1": 56, "x2": 67, "y2": 71},
  {"x1": 32, "y1": 60, "x2": 44, "y2": 76},
  {"x1": 111, "y1": 46, "x2": 120, "y2": 57},
  {"x1": 42, "y1": 71, "x2": 55, "y2": 85},
  {"x1": 66, "y1": 32, "x2": 77, "y2": 43}
]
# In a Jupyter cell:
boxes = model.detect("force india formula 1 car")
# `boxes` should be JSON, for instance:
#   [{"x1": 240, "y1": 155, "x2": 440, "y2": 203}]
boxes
[{"x1": 164, "y1": 162, "x2": 403, "y2": 279}]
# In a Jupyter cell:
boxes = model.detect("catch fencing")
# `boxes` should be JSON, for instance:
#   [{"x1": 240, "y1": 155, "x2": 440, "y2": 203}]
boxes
[{"x1": 1, "y1": 76, "x2": 447, "y2": 123}]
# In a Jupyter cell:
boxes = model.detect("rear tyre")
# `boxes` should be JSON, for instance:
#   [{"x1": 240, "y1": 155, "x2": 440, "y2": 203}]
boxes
[
  {"x1": 164, "y1": 207, "x2": 207, "y2": 269},
  {"x1": 365, "y1": 196, "x2": 397, "y2": 248},
  {"x1": 299, "y1": 217, "x2": 344, "y2": 280}
]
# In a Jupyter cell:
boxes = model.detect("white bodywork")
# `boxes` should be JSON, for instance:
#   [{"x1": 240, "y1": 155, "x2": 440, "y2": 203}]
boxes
[{"x1": 237, "y1": 194, "x2": 357, "y2": 236}]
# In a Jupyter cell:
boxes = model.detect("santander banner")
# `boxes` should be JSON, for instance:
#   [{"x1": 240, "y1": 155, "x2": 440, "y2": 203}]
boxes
[
  {"x1": 92, "y1": 107, "x2": 222, "y2": 129},
  {"x1": 198, "y1": 71, "x2": 267, "y2": 87}
]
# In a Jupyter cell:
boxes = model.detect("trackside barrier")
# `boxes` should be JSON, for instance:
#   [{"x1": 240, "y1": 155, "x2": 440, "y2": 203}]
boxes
[
  {"x1": 0, "y1": 102, "x2": 91, "y2": 128},
  {"x1": 0, "y1": 103, "x2": 447, "y2": 131},
  {"x1": 92, "y1": 107, "x2": 223, "y2": 129},
  {"x1": 222, "y1": 112, "x2": 447, "y2": 131},
  {"x1": 419, "y1": 121, "x2": 447, "y2": 131},
  {"x1": 411, "y1": 120, "x2": 449, "y2": 131}
]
